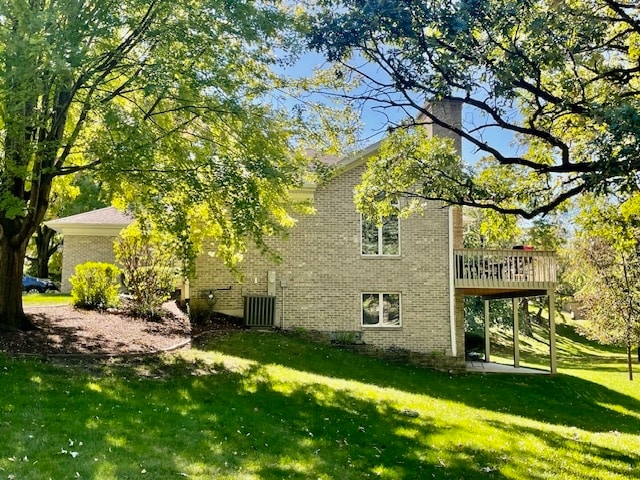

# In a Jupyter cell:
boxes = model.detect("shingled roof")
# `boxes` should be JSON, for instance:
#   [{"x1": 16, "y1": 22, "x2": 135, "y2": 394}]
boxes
[{"x1": 46, "y1": 207, "x2": 133, "y2": 236}]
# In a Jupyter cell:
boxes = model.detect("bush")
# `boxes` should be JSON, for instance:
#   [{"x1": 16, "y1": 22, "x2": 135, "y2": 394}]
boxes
[
  {"x1": 114, "y1": 222, "x2": 177, "y2": 319},
  {"x1": 188, "y1": 298, "x2": 217, "y2": 325},
  {"x1": 70, "y1": 262, "x2": 121, "y2": 310}
]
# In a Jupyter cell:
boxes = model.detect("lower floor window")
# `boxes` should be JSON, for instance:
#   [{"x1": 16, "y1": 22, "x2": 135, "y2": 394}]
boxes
[{"x1": 362, "y1": 293, "x2": 401, "y2": 327}]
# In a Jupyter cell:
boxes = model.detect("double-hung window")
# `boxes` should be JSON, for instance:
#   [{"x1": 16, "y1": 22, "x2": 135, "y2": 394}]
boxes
[
  {"x1": 361, "y1": 215, "x2": 399, "y2": 255},
  {"x1": 362, "y1": 293, "x2": 401, "y2": 327}
]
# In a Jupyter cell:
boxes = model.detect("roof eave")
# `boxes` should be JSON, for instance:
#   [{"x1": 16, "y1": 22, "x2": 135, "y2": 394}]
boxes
[
  {"x1": 335, "y1": 140, "x2": 381, "y2": 173},
  {"x1": 44, "y1": 223, "x2": 130, "y2": 236}
]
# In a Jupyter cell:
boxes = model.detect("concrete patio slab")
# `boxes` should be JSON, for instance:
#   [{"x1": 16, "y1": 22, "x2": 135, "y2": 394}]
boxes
[{"x1": 466, "y1": 361, "x2": 549, "y2": 374}]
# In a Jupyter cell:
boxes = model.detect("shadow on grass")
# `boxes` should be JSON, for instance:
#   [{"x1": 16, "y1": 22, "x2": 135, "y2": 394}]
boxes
[
  {"x1": 3, "y1": 338, "x2": 639, "y2": 480},
  {"x1": 483, "y1": 420, "x2": 639, "y2": 479},
  {"x1": 195, "y1": 331, "x2": 640, "y2": 435},
  {"x1": 559, "y1": 357, "x2": 633, "y2": 371},
  {"x1": 128, "y1": 358, "x2": 524, "y2": 478},
  {"x1": 492, "y1": 351, "x2": 631, "y2": 372},
  {"x1": 494, "y1": 321, "x2": 632, "y2": 371},
  {"x1": 0, "y1": 354, "x2": 509, "y2": 479},
  {"x1": 555, "y1": 323, "x2": 627, "y2": 356}
]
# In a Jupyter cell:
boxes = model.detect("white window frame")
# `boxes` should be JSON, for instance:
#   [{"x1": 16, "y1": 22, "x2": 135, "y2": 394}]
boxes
[
  {"x1": 361, "y1": 292, "x2": 402, "y2": 328},
  {"x1": 360, "y1": 214, "x2": 400, "y2": 256}
]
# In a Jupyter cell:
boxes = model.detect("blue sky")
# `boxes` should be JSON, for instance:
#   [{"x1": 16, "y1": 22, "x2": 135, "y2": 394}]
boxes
[{"x1": 282, "y1": 53, "x2": 520, "y2": 165}]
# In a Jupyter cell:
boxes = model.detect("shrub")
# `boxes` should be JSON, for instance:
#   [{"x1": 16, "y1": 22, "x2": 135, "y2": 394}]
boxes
[
  {"x1": 114, "y1": 222, "x2": 177, "y2": 319},
  {"x1": 330, "y1": 330, "x2": 363, "y2": 345},
  {"x1": 70, "y1": 262, "x2": 121, "y2": 310},
  {"x1": 188, "y1": 298, "x2": 217, "y2": 325}
]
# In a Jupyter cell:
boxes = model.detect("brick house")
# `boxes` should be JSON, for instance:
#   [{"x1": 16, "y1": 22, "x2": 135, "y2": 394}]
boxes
[
  {"x1": 191, "y1": 163, "x2": 466, "y2": 369},
  {"x1": 47, "y1": 101, "x2": 558, "y2": 372},
  {"x1": 189, "y1": 101, "x2": 468, "y2": 370},
  {"x1": 190, "y1": 100, "x2": 558, "y2": 372},
  {"x1": 45, "y1": 206, "x2": 133, "y2": 292}
]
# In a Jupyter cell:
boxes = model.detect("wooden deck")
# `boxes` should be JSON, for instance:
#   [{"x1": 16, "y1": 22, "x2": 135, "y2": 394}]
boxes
[{"x1": 454, "y1": 249, "x2": 556, "y2": 297}]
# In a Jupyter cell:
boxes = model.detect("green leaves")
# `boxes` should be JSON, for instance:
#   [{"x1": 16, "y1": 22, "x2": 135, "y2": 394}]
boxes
[
  {"x1": 0, "y1": 191, "x2": 26, "y2": 220},
  {"x1": 69, "y1": 262, "x2": 122, "y2": 310},
  {"x1": 355, "y1": 121, "x2": 565, "y2": 224},
  {"x1": 355, "y1": 127, "x2": 464, "y2": 222},
  {"x1": 309, "y1": 0, "x2": 640, "y2": 218},
  {"x1": 0, "y1": 0, "x2": 358, "y2": 326},
  {"x1": 571, "y1": 193, "x2": 640, "y2": 374},
  {"x1": 0, "y1": 0, "x2": 354, "y2": 257},
  {"x1": 115, "y1": 221, "x2": 177, "y2": 318}
]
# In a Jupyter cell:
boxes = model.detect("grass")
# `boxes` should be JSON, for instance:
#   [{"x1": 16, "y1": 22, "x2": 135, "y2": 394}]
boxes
[
  {"x1": 22, "y1": 292, "x2": 72, "y2": 307},
  {"x1": 490, "y1": 315, "x2": 629, "y2": 371},
  {"x1": 0, "y1": 328, "x2": 639, "y2": 479}
]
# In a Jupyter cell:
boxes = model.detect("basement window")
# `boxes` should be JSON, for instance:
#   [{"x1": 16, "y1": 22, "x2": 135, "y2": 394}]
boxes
[{"x1": 362, "y1": 293, "x2": 401, "y2": 327}]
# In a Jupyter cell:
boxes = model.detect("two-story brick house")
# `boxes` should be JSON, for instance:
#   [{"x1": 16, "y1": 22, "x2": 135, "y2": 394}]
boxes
[
  {"x1": 48, "y1": 100, "x2": 557, "y2": 372},
  {"x1": 190, "y1": 99, "x2": 558, "y2": 372},
  {"x1": 190, "y1": 101, "x2": 468, "y2": 370}
]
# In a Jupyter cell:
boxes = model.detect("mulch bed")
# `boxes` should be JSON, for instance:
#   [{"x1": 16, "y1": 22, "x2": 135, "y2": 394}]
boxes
[{"x1": 0, "y1": 301, "x2": 197, "y2": 357}]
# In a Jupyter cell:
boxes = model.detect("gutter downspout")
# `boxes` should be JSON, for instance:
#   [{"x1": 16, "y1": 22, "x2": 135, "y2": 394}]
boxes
[{"x1": 448, "y1": 207, "x2": 457, "y2": 357}]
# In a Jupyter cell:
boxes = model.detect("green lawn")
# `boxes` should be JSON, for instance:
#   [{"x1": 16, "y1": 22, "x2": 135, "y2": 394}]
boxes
[
  {"x1": 490, "y1": 316, "x2": 630, "y2": 369},
  {"x1": 22, "y1": 292, "x2": 72, "y2": 306},
  {"x1": 0, "y1": 326, "x2": 638, "y2": 479}
]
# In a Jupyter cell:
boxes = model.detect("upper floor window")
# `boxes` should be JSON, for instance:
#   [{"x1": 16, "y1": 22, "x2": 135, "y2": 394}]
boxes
[{"x1": 361, "y1": 215, "x2": 399, "y2": 256}]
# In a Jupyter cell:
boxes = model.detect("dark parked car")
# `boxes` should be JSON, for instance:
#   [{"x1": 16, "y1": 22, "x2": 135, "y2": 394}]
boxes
[{"x1": 22, "y1": 275, "x2": 59, "y2": 293}]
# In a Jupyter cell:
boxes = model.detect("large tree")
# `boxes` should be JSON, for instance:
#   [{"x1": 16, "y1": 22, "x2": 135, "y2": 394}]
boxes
[
  {"x1": 26, "y1": 173, "x2": 108, "y2": 280},
  {"x1": 308, "y1": 0, "x2": 640, "y2": 217},
  {"x1": 572, "y1": 195, "x2": 640, "y2": 380},
  {"x1": 0, "y1": 1, "x2": 349, "y2": 330}
]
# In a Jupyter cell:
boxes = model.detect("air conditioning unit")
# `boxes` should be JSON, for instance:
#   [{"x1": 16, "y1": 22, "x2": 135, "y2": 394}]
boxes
[{"x1": 243, "y1": 295, "x2": 276, "y2": 327}]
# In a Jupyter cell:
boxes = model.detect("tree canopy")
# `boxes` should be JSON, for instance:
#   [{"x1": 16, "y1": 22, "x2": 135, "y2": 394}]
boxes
[
  {"x1": 0, "y1": 0, "x2": 352, "y2": 329},
  {"x1": 309, "y1": 0, "x2": 640, "y2": 218},
  {"x1": 572, "y1": 194, "x2": 640, "y2": 379}
]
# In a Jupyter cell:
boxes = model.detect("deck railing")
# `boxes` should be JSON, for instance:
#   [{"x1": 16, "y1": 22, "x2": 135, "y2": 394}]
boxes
[{"x1": 454, "y1": 249, "x2": 556, "y2": 289}]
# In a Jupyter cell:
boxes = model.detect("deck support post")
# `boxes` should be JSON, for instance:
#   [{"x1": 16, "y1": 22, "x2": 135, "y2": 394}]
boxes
[
  {"x1": 548, "y1": 289, "x2": 557, "y2": 374},
  {"x1": 484, "y1": 300, "x2": 491, "y2": 362},
  {"x1": 513, "y1": 298, "x2": 520, "y2": 368}
]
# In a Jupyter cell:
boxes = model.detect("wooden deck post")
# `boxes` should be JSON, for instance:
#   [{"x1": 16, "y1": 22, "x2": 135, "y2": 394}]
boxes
[
  {"x1": 548, "y1": 289, "x2": 557, "y2": 374},
  {"x1": 513, "y1": 298, "x2": 520, "y2": 368},
  {"x1": 484, "y1": 300, "x2": 491, "y2": 362}
]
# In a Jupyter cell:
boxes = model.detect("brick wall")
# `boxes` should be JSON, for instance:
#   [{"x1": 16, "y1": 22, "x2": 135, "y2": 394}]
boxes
[
  {"x1": 60, "y1": 235, "x2": 118, "y2": 293},
  {"x1": 192, "y1": 163, "x2": 461, "y2": 358},
  {"x1": 192, "y1": 99, "x2": 466, "y2": 362}
]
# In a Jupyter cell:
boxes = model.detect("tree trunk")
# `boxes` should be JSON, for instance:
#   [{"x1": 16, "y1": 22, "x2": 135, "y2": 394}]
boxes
[
  {"x1": 32, "y1": 225, "x2": 57, "y2": 278},
  {"x1": 627, "y1": 340, "x2": 634, "y2": 381},
  {"x1": 0, "y1": 236, "x2": 35, "y2": 331},
  {"x1": 520, "y1": 298, "x2": 533, "y2": 337}
]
